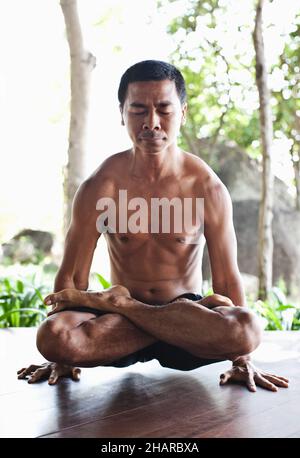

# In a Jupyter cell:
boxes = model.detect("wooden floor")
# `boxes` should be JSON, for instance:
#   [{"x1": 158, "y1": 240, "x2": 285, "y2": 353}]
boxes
[{"x1": 1, "y1": 328, "x2": 300, "y2": 438}]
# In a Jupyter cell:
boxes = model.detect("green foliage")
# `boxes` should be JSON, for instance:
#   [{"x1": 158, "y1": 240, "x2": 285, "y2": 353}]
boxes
[
  {"x1": 94, "y1": 273, "x2": 111, "y2": 289},
  {"x1": 248, "y1": 287, "x2": 300, "y2": 331},
  {"x1": 161, "y1": 0, "x2": 300, "y2": 173},
  {"x1": 160, "y1": 0, "x2": 261, "y2": 161},
  {"x1": 272, "y1": 13, "x2": 300, "y2": 160},
  {"x1": 0, "y1": 276, "x2": 48, "y2": 328}
]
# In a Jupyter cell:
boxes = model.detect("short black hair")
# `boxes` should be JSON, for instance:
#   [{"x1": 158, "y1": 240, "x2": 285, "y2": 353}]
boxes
[{"x1": 118, "y1": 60, "x2": 186, "y2": 108}]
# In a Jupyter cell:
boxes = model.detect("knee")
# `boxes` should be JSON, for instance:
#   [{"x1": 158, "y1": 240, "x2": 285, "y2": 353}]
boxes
[
  {"x1": 230, "y1": 307, "x2": 263, "y2": 356},
  {"x1": 36, "y1": 317, "x2": 75, "y2": 365}
]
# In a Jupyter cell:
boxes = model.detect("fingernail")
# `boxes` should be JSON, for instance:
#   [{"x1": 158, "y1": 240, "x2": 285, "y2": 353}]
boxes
[{"x1": 45, "y1": 300, "x2": 52, "y2": 305}]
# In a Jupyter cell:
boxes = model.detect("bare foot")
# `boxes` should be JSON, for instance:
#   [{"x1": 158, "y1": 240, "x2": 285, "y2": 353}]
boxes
[
  {"x1": 198, "y1": 294, "x2": 234, "y2": 309},
  {"x1": 44, "y1": 284, "x2": 131, "y2": 316}
]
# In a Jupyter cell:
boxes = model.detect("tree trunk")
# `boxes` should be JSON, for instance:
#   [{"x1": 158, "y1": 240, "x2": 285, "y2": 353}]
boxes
[
  {"x1": 292, "y1": 112, "x2": 300, "y2": 211},
  {"x1": 253, "y1": 0, "x2": 274, "y2": 301},
  {"x1": 292, "y1": 154, "x2": 300, "y2": 211},
  {"x1": 60, "y1": 0, "x2": 96, "y2": 235}
]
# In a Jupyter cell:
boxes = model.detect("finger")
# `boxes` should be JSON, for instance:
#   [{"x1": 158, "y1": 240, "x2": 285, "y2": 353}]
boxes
[
  {"x1": 71, "y1": 367, "x2": 81, "y2": 381},
  {"x1": 17, "y1": 365, "x2": 40, "y2": 378},
  {"x1": 262, "y1": 374, "x2": 289, "y2": 388},
  {"x1": 219, "y1": 371, "x2": 231, "y2": 385},
  {"x1": 28, "y1": 367, "x2": 50, "y2": 384},
  {"x1": 17, "y1": 367, "x2": 27, "y2": 374},
  {"x1": 246, "y1": 372, "x2": 257, "y2": 392},
  {"x1": 269, "y1": 374, "x2": 289, "y2": 383},
  {"x1": 260, "y1": 372, "x2": 290, "y2": 384},
  {"x1": 48, "y1": 368, "x2": 59, "y2": 385},
  {"x1": 255, "y1": 374, "x2": 278, "y2": 392},
  {"x1": 17, "y1": 370, "x2": 29, "y2": 379}
]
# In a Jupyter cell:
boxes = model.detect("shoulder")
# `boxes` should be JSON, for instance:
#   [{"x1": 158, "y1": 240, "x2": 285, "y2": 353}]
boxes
[
  {"x1": 182, "y1": 151, "x2": 232, "y2": 224},
  {"x1": 73, "y1": 150, "x2": 130, "y2": 217},
  {"x1": 182, "y1": 150, "x2": 230, "y2": 198},
  {"x1": 93, "y1": 150, "x2": 130, "y2": 176},
  {"x1": 89, "y1": 150, "x2": 130, "y2": 184},
  {"x1": 77, "y1": 150, "x2": 130, "y2": 198}
]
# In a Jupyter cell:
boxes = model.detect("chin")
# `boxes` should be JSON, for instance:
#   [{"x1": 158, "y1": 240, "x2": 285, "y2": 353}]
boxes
[{"x1": 137, "y1": 140, "x2": 169, "y2": 153}]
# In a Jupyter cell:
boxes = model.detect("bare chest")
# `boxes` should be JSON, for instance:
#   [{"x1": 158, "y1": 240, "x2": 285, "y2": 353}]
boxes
[{"x1": 97, "y1": 180, "x2": 204, "y2": 246}]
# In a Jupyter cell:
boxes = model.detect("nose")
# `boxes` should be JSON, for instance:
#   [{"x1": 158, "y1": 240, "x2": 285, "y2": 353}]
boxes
[{"x1": 142, "y1": 110, "x2": 161, "y2": 131}]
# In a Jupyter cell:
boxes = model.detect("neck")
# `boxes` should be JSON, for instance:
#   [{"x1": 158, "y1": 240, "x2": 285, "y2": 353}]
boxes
[{"x1": 130, "y1": 144, "x2": 182, "y2": 182}]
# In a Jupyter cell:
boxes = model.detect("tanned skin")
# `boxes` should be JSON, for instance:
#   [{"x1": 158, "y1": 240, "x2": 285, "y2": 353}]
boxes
[{"x1": 17, "y1": 80, "x2": 289, "y2": 392}]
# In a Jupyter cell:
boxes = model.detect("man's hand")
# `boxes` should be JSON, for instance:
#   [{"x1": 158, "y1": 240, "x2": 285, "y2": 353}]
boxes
[
  {"x1": 17, "y1": 362, "x2": 81, "y2": 385},
  {"x1": 219, "y1": 358, "x2": 289, "y2": 392}
]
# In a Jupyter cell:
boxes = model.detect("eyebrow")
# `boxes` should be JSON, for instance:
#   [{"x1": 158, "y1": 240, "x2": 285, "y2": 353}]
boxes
[{"x1": 129, "y1": 101, "x2": 173, "y2": 108}]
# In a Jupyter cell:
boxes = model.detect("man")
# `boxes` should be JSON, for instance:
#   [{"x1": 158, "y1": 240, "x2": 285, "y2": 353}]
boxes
[{"x1": 18, "y1": 60, "x2": 289, "y2": 392}]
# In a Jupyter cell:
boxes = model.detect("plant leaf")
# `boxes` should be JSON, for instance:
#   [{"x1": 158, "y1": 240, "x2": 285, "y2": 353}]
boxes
[{"x1": 94, "y1": 273, "x2": 111, "y2": 289}]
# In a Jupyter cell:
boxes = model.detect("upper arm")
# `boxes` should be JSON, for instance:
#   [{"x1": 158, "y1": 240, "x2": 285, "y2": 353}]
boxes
[
  {"x1": 203, "y1": 178, "x2": 241, "y2": 294},
  {"x1": 56, "y1": 179, "x2": 102, "y2": 289}
]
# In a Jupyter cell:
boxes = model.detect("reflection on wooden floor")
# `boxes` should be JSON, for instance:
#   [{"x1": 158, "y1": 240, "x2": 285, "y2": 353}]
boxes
[{"x1": 0, "y1": 328, "x2": 299, "y2": 438}]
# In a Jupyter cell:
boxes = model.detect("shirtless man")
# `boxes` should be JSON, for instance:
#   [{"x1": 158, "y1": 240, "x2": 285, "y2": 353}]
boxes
[{"x1": 18, "y1": 60, "x2": 289, "y2": 392}]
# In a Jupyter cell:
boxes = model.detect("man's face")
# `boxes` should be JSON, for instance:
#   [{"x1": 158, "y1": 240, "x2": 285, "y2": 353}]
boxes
[{"x1": 120, "y1": 79, "x2": 187, "y2": 153}]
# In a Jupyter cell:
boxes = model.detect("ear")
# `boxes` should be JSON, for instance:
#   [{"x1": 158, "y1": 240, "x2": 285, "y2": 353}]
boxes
[
  {"x1": 119, "y1": 104, "x2": 125, "y2": 126},
  {"x1": 181, "y1": 103, "x2": 187, "y2": 125}
]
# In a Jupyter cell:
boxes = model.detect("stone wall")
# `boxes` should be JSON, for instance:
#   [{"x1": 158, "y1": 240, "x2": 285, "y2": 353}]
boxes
[{"x1": 199, "y1": 140, "x2": 300, "y2": 298}]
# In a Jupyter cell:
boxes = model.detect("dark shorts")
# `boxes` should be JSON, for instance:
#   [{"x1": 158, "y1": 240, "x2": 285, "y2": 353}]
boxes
[{"x1": 58, "y1": 292, "x2": 225, "y2": 371}]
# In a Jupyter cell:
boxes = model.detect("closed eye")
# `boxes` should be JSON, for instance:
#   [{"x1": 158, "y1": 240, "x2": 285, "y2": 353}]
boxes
[{"x1": 131, "y1": 111, "x2": 171, "y2": 115}]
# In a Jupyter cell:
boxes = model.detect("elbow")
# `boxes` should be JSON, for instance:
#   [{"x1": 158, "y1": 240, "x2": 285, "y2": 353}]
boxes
[
  {"x1": 54, "y1": 271, "x2": 88, "y2": 291},
  {"x1": 230, "y1": 307, "x2": 263, "y2": 357}
]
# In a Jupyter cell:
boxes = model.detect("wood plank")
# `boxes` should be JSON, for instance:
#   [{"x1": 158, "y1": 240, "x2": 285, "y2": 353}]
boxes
[{"x1": 1, "y1": 328, "x2": 299, "y2": 438}]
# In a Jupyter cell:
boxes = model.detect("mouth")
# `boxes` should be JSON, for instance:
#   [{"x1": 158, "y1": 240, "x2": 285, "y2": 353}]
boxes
[{"x1": 139, "y1": 135, "x2": 166, "y2": 142}]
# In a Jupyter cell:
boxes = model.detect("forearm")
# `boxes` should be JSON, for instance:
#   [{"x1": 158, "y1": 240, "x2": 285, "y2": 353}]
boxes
[
  {"x1": 54, "y1": 271, "x2": 88, "y2": 292},
  {"x1": 54, "y1": 276, "x2": 75, "y2": 292},
  {"x1": 213, "y1": 276, "x2": 246, "y2": 307},
  {"x1": 213, "y1": 278, "x2": 255, "y2": 363}
]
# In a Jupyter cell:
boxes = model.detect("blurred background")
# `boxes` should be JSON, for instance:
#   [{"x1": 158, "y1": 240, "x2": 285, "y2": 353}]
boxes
[{"x1": 0, "y1": 0, "x2": 299, "y2": 331}]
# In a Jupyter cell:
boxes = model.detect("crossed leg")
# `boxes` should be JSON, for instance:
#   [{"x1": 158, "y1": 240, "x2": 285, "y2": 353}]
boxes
[
  {"x1": 36, "y1": 285, "x2": 262, "y2": 369},
  {"x1": 36, "y1": 288, "x2": 158, "y2": 368}
]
